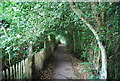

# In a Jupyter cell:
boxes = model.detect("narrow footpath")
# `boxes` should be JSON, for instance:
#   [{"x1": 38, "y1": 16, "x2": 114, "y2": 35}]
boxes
[{"x1": 52, "y1": 44, "x2": 77, "y2": 79}]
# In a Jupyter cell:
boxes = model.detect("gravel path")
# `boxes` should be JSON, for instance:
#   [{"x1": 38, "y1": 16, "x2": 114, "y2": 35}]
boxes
[{"x1": 52, "y1": 44, "x2": 77, "y2": 79}]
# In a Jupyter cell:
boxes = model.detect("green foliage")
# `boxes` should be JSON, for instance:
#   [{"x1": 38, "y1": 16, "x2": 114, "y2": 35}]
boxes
[
  {"x1": 1, "y1": 2, "x2": 57, "y2": 66},
  {"x1": 1, "y1": 2, "x2": 120, "y2": 79},
  {"x1": 88, "y1": 75, "x2": 100, "y2": 79}
]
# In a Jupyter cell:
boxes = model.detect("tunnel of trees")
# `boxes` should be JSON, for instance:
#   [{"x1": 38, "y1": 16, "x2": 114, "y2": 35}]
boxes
[{"x1": 0, "y1": 2, "x2": 120, "y2": 79}]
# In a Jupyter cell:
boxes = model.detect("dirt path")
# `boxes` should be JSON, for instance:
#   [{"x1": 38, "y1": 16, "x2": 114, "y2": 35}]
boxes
[
  {"x1": 52, "y1": 44, "x2": 77, "y2": 79},
  {"x1": 40, "y1": 44, "x2": 91, "y2": 79}
]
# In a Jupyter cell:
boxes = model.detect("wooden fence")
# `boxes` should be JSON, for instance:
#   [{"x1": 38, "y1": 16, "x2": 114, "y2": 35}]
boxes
[{"x1": 2, "y1": 41, "x2": 56, "y2": 80}]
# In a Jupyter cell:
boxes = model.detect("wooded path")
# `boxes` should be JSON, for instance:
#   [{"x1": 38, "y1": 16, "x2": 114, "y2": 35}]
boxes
[{"x1": 52, "y1": 44, "x2": 77, "y2": 79}]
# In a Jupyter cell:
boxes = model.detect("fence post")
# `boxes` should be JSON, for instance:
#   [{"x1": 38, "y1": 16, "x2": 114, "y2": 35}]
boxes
[
  {"x1": 44, "y1": 41, "x2": 47, "y2": 48},
  {"x1": 13, "y1": 65, "x2": 15, "y2": 79},
  {"x1": 29, "y1": 41, "x2": 32, "y2": 55},
  {"x1": 44, "y1": 36, "x2": 48, "y2": 49},
  {"x1": 0, "y1": 47, "x2": 2, "y2": 81},
  {"x1": 49, "y1": 35, "x2": 56, "y2": 53},
  {"x1": 28, "y1": 41, "x2": 33, "y2": 80}
]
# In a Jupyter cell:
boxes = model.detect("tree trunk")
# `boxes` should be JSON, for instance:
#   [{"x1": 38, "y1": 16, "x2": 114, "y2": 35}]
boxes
[
  {"x1": 69, "y1": 1, "x2": 107, "y2": 79},
  {"x1": 73, "y1": 31, "x2": 76, "y2": 53},
  {"x1": 1, "y1": 25, "x2": 11, "y2": 66}
]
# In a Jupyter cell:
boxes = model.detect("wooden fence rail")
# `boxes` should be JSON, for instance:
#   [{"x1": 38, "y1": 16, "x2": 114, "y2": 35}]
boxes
[
  {"x1": 2, "y1": 41, "x2": 56, "y2": 80},
  {"x1": 2, "y1": 57, "x2": 30, "y2": 80}
]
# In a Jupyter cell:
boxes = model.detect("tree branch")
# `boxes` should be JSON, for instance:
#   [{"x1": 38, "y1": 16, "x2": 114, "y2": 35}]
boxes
[{"x1": 69, "y1": 1, "x2": 107, "y2": 79}]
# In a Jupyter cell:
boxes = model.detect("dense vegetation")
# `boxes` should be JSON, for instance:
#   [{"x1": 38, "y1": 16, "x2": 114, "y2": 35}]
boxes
[{"x1": 1, "y1": 2, "x2": 120, "y2": 79}]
